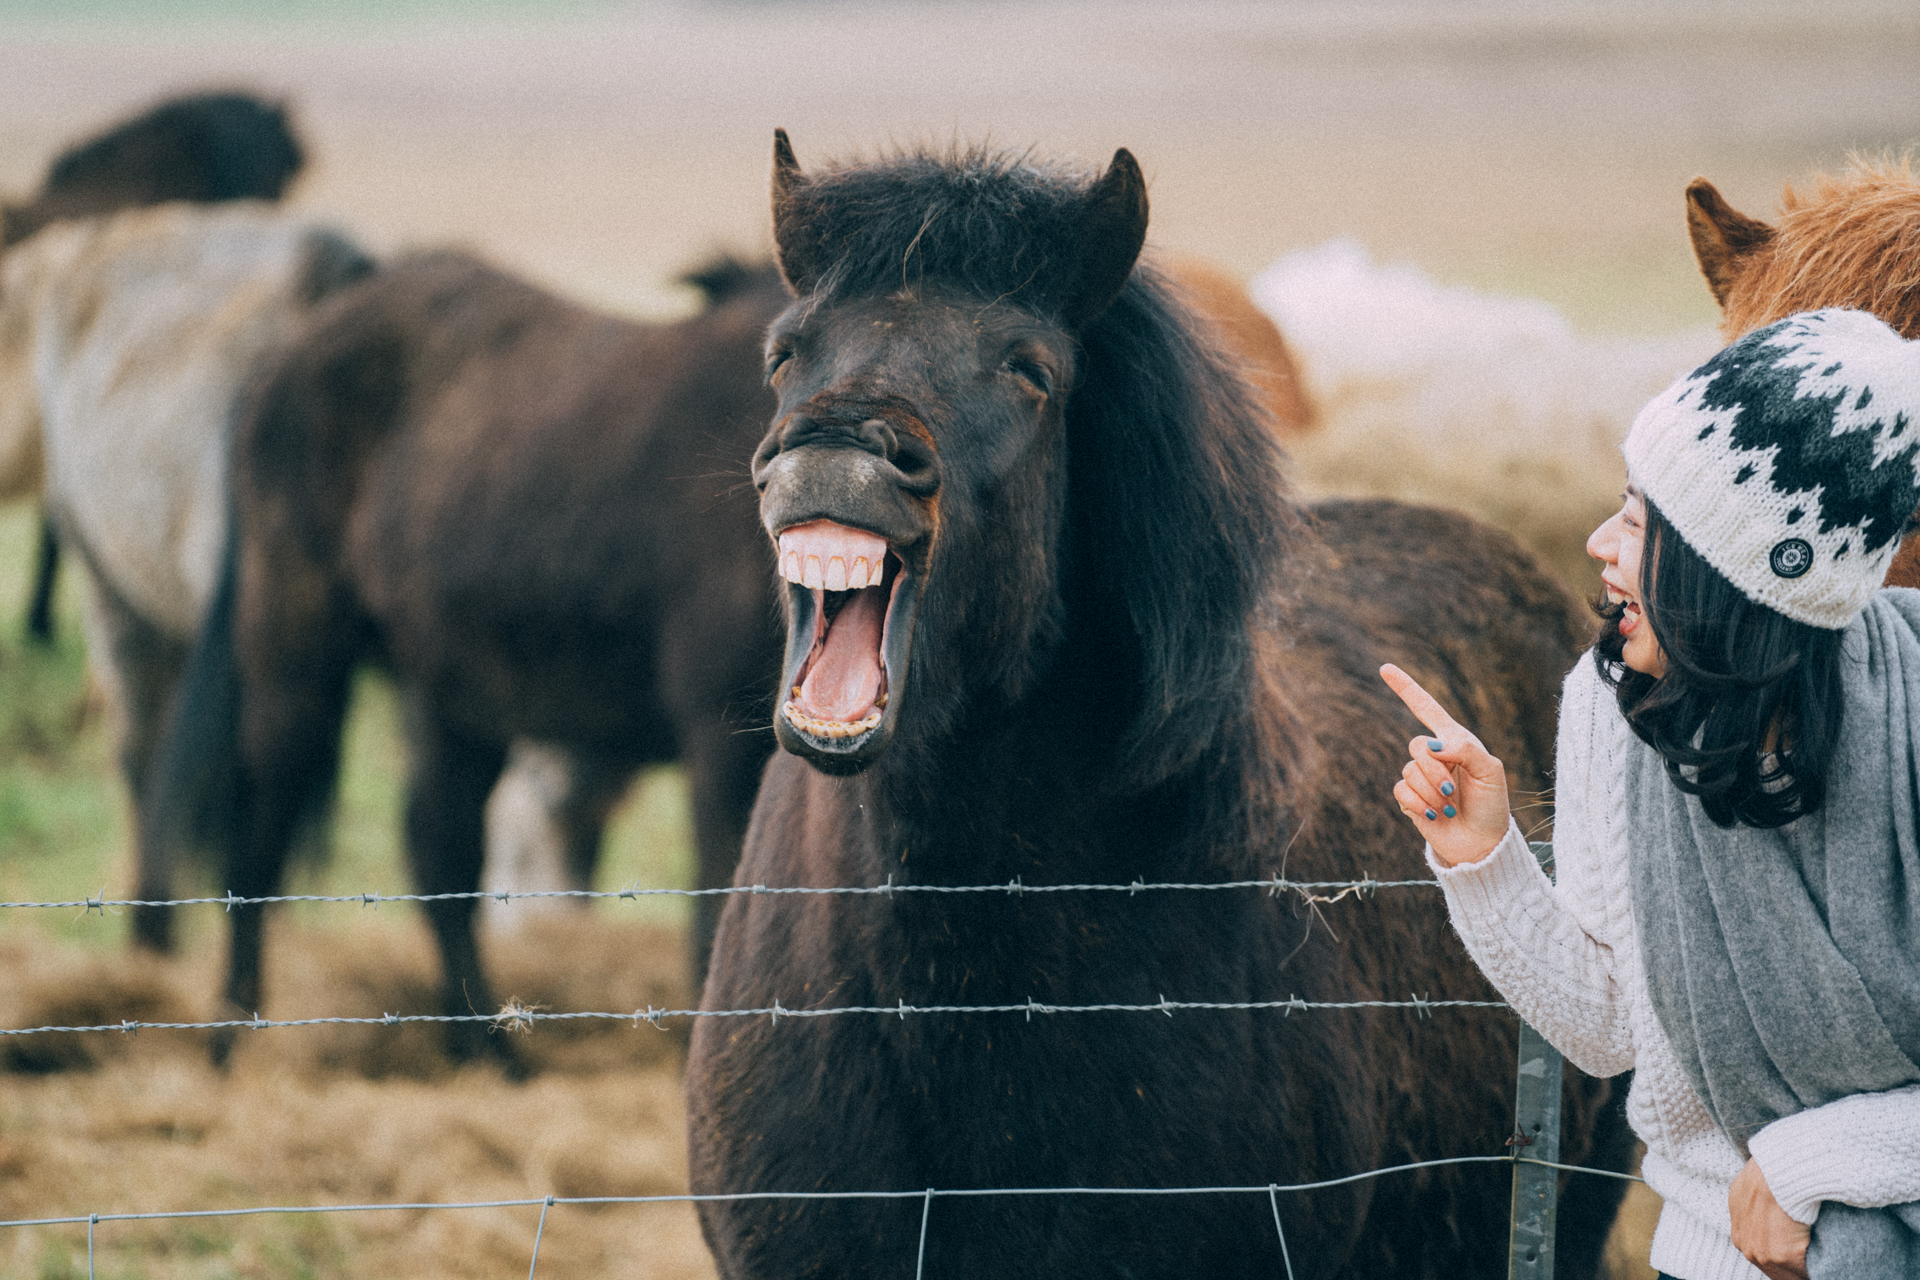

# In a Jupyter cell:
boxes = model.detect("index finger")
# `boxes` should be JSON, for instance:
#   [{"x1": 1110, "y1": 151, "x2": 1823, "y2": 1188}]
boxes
[{"x1": 1379, "y1": 663, "x2": 1464, "y2": 741}]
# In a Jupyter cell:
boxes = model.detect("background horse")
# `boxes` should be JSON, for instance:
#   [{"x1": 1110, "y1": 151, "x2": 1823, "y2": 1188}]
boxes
[
  {"x1": 150, "y1": 250, "x2": 791, "y2": 1065},
  {"x1": 3, "y1": 88, "x2": 306, "y2": 644},
  {"x1": 1686, "y1": 157, "x2": 1920, "y2": 586},
  {"x1": 0, "y1": 202, "x2": 373, "y2": 946},
  {"x1": 687, "y1": 136, "x2": 1631, "y2": 1279}
]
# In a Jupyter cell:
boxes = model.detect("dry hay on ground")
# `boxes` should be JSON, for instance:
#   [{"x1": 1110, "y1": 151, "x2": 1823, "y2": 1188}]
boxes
[{"x1": 0, "y1": 915, "x2": 717, "y2": 1280}]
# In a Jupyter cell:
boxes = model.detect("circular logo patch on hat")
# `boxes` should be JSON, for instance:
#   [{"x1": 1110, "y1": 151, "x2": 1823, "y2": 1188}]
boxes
[{"x1": 1770, "y1": 538, "x2": 1814, "y2": 579}]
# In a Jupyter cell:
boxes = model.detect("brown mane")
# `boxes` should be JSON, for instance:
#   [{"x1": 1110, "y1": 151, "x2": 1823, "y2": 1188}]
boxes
[
  {"x1": 1699, "y1": 157, "x2": 1920, "y2": 340},
  {"x1": 1689, "y1": 156, "x2": 1920, "y2": 585}
]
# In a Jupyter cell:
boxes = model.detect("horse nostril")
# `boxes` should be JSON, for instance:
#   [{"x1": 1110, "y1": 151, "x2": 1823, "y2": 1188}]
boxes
[
  {"x1": 856, "y1": 417, "x2": 899, "y2": 458},
  {"x1": 891, "y1": 436, "x2": 940, "y2": 495}
]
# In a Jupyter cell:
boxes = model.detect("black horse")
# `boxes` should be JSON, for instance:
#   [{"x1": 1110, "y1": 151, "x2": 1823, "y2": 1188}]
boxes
[
  {"x1": 686, "y1": 137, "x2": 1632, "y2": 1278},
  {"x1": 145, "y1": 253, "x2": 788, "y2": 1066}
]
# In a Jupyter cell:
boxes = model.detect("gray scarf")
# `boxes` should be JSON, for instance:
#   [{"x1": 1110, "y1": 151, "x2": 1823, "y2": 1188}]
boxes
[{"x1": 1629, "y1": 590, "x2": 1920, "y2": 1278}]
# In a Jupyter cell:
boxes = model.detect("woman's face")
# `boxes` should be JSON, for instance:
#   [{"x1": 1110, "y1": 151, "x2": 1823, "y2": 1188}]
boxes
[{"x1": 1588, "y1": 485, "x2": 1668, "y2": 678}]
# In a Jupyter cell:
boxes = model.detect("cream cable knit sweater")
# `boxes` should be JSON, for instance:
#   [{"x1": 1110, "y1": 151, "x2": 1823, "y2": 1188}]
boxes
[{"x1": 1429, "y1": 655, "x2": 1920, "y2": 1280}]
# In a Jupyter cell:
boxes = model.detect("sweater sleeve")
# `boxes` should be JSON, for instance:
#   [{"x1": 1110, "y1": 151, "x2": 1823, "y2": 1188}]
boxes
[
  {"x1": 1427, "y1": 822, "x2": 1636, "y2": 1078},
  {"x1": 1747, "y1": 1084, "x2": 1920, "y2": 1225},
  {"x1": 1423, "y1": 657, "x2": 1638, "y2": 1079}
]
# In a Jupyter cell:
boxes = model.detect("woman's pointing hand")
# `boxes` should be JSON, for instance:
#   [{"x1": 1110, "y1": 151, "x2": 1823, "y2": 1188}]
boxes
[{"x1": 1380, "y1": 664, "x2": 1511, "y2": 867}]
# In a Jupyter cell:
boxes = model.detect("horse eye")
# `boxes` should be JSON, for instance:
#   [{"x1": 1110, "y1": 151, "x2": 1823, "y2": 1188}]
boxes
[
  {"x1": 1005, "y1": 358, "x2": 1052, "y2": 396},
  {"x1": 765, "y1": 348, "x2": 793, "y2": 382}
]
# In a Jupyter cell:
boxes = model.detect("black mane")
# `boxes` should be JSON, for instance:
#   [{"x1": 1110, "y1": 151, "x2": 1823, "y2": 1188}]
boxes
[
  {"x1": 1069, "y1": 267, "x2": 1303, "y2": 795},
  {"x1": 777, "y1": 146, "x2": 1125, "y2": 321}
]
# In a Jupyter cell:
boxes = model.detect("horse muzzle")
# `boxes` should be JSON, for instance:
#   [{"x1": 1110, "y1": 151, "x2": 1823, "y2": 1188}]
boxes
[{"x1": 760, "y1": 446, "x2": 931, "y2": 773}]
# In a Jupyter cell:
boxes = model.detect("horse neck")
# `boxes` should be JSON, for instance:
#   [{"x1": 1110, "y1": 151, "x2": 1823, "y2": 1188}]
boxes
[{"x1": 858, "y1": 611, "x2": 1276, "y2": 889}]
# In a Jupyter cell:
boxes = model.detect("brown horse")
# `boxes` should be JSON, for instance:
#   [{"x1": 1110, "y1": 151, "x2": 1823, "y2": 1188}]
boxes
[
  {"x1": 5, "y1": 89, "x2": 305, "y2": 644},
  {"x1": 1687, "y1": 158, "x2": 1920, "y2": 586},
  {"x1": 1161, "y1": 252, "x2": 1315, "y2": 438},
  {"x1": 686, "y1": 136, "x2": 1631, "y2": 1279},
  {"x1": 146, "y1": 252, "x2": 789, "y2": 1064}
]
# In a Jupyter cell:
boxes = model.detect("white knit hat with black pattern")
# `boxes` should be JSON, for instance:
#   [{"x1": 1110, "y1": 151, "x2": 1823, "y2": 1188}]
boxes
[{"x1": 1623, "y1": 308, "x2": 1920, "y2": 630}]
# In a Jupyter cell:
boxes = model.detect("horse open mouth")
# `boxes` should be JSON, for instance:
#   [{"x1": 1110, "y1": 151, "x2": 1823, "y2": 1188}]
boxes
[{"x1": 774, "y1": 519, "x2": 917, "y2": 766}]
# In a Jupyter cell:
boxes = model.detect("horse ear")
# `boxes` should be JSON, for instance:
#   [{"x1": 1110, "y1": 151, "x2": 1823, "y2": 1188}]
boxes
[
  {"x1": 1686, "y1": 177, "x2": 1775, "y2": 308},
  {"x1": 1065, "y1": 148, "x2": 1149, "y2": 326},
  {"x1": 770, "y1": 129, "x2": 819, "y2": 295}
]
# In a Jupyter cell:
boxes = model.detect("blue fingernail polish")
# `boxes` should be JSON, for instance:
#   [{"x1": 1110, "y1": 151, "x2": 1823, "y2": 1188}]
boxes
[
  {"x1": 1428, "y1": 739, "x2": 1444, "y2": 752},
  {"x1": 1443, "y1": 804, "x2": 1457, "y2": 818},
  {"x1": 1425, "y1": 809, "x2": 1437, "y2": 820},
  {"x1": 1441, "y1": 781, "x2": 1454, "y2": 797}
]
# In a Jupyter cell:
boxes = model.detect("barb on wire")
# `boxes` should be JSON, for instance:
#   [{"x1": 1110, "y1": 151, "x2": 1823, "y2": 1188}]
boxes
[
  {"x1": 0, "y1": 995, "x2": 1510, "y2": 1039},
  {"x1": 493, "y1": 1000, "x2": 540, "y2": 1035},
  {"x1": 0, "y1": 875, "x2": 1438, "y2": 914}
]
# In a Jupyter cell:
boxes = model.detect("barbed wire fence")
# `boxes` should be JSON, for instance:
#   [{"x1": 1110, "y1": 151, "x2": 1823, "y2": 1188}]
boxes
[{"x1": 0, "y1": 846, "x2": 1641, "y2": 1280}]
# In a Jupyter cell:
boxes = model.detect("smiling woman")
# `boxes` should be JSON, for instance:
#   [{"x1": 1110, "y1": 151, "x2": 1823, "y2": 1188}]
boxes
[
  {"x1": 1589, "y1": 485, "x2": 1665, "y2": 678},
  {"x1": 1387, "y1": 310, "x2": 1920, "y2": 1280}
]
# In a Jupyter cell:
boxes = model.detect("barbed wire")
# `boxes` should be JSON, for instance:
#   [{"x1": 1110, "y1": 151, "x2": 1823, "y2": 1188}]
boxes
[
  {"x1": 0, "y1": 992, "x2": 1509, "y2": 1039},
  {"x1": 1, "y1": 872, "x2": 1436, "y2": 916}
]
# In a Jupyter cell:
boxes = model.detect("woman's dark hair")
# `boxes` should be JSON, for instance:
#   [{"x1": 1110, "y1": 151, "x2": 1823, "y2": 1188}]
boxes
[{"x1": 1592, "y1": 499, "x2": 1847, "y2": 828}]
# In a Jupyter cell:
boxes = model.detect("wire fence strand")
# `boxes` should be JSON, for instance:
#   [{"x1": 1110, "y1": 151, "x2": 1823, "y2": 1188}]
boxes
[
  {"x1": 0, "y1": 994, "x2": 1511, "y2": 1039},
  {"x1": 5, "y1": 851, "x2": 1603, "y2": 1274},
  {"x1": 0, "y1": 874, "x2": 1436, "y2": 915},
  {"x1": 2, "y1": 1154, "x2": 1645, "y2": 1234}
]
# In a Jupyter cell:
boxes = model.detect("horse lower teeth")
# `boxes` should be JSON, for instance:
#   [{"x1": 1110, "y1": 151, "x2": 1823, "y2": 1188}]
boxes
[{"x1": 783, "y1": 700, "x2": 883, "y2": 740}]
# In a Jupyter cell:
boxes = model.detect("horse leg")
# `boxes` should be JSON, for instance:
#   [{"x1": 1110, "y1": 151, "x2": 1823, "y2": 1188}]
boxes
[
  {"x1": 681, "y1": 721, "x2": 768, "y2": 993},
  {"x1": 552, "y1": 750, "x2": 630, "y2": 892},
  {"x1": 25, "y1": 512, "x2": 58, "y2": 644},
  {"x1": 216, "y1": 660, "x2": 353, "y2": 1068},
  {"x1": 481, "y1": 743, "x2": 628, "y2": 929},
  {"x1": 402, "y1": 698, "x2": 513, "y2": 1069},
  {"x1": 71, "y1": 567, "x2": 190, "y2": 950}
]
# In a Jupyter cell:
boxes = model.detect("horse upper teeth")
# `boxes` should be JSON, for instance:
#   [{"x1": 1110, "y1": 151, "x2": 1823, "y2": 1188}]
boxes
[{"x1": 777, "y1": 523, "x2": 890, "y2": 591}]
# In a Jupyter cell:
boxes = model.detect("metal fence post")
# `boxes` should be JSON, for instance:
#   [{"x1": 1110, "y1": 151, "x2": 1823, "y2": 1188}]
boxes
[{"x1": 1509, "y1": 843, "x2": 1562, "y2": 1280}]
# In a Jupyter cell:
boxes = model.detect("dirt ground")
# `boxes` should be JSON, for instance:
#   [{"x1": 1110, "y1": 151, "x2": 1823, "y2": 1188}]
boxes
[{"x1": 1, "y1": 2, "x2": 1916, "y2": 1276}]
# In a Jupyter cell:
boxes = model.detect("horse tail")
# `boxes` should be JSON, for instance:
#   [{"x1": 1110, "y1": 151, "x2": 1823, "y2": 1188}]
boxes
[{"x1": 131, "y1": 507, "x2": 247, "y2": 951}]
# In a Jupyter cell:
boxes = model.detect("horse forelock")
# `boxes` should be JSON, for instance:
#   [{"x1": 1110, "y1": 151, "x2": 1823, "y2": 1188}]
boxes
[
  {"x1": 776, "y1": 144, "x2": 1108, "y2": 315},
  {"x1": 1726, "y1": 155, "x2": 1920, "y2": 340}
]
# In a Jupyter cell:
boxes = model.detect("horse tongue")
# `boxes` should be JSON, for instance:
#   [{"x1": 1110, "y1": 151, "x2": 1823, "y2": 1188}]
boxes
[{"x1": 798, "y1": 586, "x2": 886, "y2": 722}]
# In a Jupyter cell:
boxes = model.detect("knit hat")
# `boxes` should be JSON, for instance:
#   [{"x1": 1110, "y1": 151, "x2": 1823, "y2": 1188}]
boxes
[{"x1": 1622, "y1": 308, "x2": 1920, "y2": 629}]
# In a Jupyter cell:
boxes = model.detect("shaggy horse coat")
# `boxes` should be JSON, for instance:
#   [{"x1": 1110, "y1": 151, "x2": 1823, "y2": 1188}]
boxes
[
  {"x1": 1687, "y1": 159, "x2": 1920, "y2": 587},
  {"x1": 687, "y1": 138, "x2": 1632, "y2": 1279},
  {"x1": 0, "y1": 204, "x2": 371, "y2": 931},
  {"x1": 151, "y1": 251, "x2": 790, "y2": 1062},
  {"x1": 4, "y1": 89, "x2": 306, "y2": 644}
]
